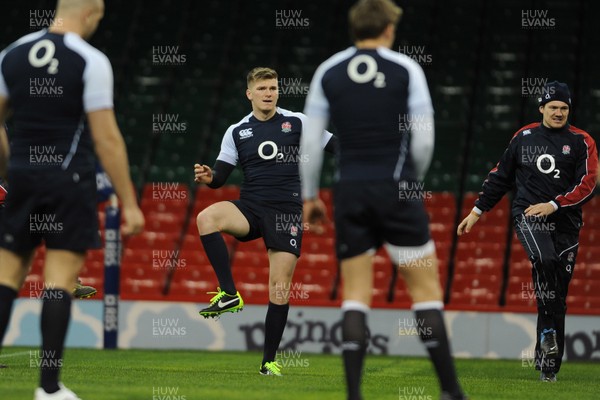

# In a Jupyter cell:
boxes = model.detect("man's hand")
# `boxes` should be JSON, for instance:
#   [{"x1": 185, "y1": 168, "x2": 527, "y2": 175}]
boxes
[
  {"x1": 121, "y1": 204, "x2": 145, "y2": 236},
  {"x1": 525, "y1": 202, "x2": 556, "y2": 218},
  {"x1": 303, "y1": 198, "x2": 327, "y2": 235},
  {"x1": 194, "y1": 164, "x2": 213, "y2": 184},
  {"x1": 457, "y1": 211, "x2": 480, "y2": 236}
]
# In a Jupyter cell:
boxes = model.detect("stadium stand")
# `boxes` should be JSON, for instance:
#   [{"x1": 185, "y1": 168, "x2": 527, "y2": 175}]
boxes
[{"x1": 2, "y1": 0, "x2": 598, "y2": 315}]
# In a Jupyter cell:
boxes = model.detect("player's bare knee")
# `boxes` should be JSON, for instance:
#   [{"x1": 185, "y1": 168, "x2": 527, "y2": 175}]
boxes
[
  {"x1": 196, "y1": 209, "x2": 218, "y2": 234},
  {"x1": 409, "y1": 289, "x2": 442, "y2": 304},
  {"x1": 269, "y1": 280, "x2": 290, "y2": 304},
  {"x1": 407, "y1": 277, "x2": 442, "y2": 303}
]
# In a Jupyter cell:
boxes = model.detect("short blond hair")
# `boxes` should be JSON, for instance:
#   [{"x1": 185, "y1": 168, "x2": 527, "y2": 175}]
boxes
[
  {"x1": 349, "y1": 0, "x2": 403, "y2": 41},
  {"x1": 247, "y1": 67, "x2": 278, "y2": 88}
]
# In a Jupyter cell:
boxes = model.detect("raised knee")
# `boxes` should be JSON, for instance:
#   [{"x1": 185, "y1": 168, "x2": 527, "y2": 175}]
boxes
[{"x1": 196, "y1": 209, "x2": 217, "y2": 234}]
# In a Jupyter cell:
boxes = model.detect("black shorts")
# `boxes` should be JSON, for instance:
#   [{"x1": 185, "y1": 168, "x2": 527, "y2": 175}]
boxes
[
  {"x1": 230, "y1": 199, "x2": 302, "y2": 257},
  {"x1": 333, "y1": 180, "x2": 431, "y2": 260},
  {"x1": 0, "y1": 169, "x2": 101, "y2": 254}
]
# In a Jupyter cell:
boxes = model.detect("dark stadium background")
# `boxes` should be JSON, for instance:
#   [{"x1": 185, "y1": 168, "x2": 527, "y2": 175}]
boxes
[{"x1": 2, "y1": 0, "x2": 599, "y2": 312}]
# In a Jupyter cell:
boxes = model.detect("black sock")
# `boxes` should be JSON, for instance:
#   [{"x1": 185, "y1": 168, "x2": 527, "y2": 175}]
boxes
[
  {"x1": 342, "y1": 309, "x2": 367, "y2": 400},
  {"x1": 262, "y1": 302, "x2": 289, "y2": 365},
  {"x1": 0, "y1": 285, "x2": 18, "y2": 348},
  {"x1": 40, "y1": 289, "x2": 72, "y2": 394},
  {"x1": 200, "y1": 232, "x2": 236, "y2": 295},
  {"x1": 415, "y1": 306, "x2": 463, "y2": 398}
]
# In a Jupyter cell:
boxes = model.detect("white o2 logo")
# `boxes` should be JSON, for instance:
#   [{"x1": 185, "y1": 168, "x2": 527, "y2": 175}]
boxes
[
  {"x1": 347, "y1": 55, "x2": 386, "y2": 88},
  {"x1": 536, "y1": 154, "x2": 560, "y2": 178},
  {"x1": 28, "y1": 39, "x2": 59, "y2": 74},
  {"x1": 258, "y1": 141, "x2": 278, "y2": 160}
]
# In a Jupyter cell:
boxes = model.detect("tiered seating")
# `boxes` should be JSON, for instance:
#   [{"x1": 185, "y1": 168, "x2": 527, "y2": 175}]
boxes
[
  {"x1": 230, "y1": 238, "x2": 270, "y2": 304},
  {"x1": 5, "y1": 0, "x2": 599, "y2": 317},
  {"x1": 163, "y1": 185, "x2": 240, "y2": 301},
  {"x1": 567, "y1": 196, "x2": 600, "y2": 313},
  {"x1": 20, "y1": 207, "x2": 106, "y2": 299},
  {"x1": 450, "y1": 193, "x2": 509, "y2": 309},
  {"x1": 504, "y1": 227, "x2": 536, "y2": 311},
  {"x1": 505, "y1": 196, "x2": 600, "y2": 314},
  {"x1": 297, "y1": 214, "x2": 338, "y2": 306},
  {"x1": 18, "y1": 247, "x2": 45, "y2": 299},
  {"x1": 120, "y1": 183, "x2": 189, "y2": 300},
  {"x1": 296, "y1": 253, "x2": 336, "y2": 302},
  {"x1": 17, "y1": 187, "x2": 597, "y2": 317},
  {"x1": 421, "y1": 192, "x2": 456, "y2": 304}
]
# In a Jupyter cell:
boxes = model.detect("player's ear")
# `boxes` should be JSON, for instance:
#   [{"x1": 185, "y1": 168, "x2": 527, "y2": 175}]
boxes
[
  {"x1": 246, "y1": 88, "x2": 252, "y2": 100},
  {"x1": 538, "y1": 105, "x2": 545, "y2": 114}
]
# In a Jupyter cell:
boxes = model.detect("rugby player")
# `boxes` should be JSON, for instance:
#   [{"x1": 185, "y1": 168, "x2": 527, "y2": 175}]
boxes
[
  {"x1": 194, "y1": 66, "x2": 336, "y2": 376},
  {"x1": 300, "y1": 1, "x2": 467, "y2": 399},
  {"x1": 0, "y1": 1, "x2": 144, "y2": 398},
  {"x1": 458, "y1": 81, "x2": 597, "y2": 382}
]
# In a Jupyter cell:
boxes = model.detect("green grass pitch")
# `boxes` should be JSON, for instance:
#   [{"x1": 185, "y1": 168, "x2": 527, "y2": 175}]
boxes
[{"x1": 0, "y1": 347, "x2": 598, "y2": 399}]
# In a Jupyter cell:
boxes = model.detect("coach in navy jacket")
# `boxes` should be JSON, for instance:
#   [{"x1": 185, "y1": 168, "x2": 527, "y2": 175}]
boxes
[{"x1": 458, "y1": 81, "x2": 598, "y2": 382}]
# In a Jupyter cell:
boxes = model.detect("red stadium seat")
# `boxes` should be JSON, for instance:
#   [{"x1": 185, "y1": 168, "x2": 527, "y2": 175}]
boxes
[
  {"x1": 233, "y1": 267, "x2": 269, "y2": 284},
  {"x1": 177, "y1": 249, "x2": 209, "y2": 267},
  {"x1": 125, "y1": 232, "x2": 178, "y2": 250},
  {"x1": 302, "y1": 236, "x2": 335, "y2": 255},
  {"x1": 295, "y1": 253, "x2": 337, "y2": 271},
  {"x1": 232, "y1": 251, "x2": 269, "y2": 269},
  {"x1": 427, "y1": 191, "x2": 455, "y2": 209},
  {"x1": 428, "y1": 206, "x2": 455, "y2": 226},
  {"x1": 450, "y1": 272, "x2": 501, "y2": 307},
  {"x1": 195, "y1": 185, "x2": 240, "y2": 202},
  {"x1": 235, "y1": 239, "x2": 267, "y2": 253},
  {"x1": 580, "y1": 263, "x2": 600, "y2": 279},
  {"x1": 142, "y1": 182, "x2": 190, "y2": 199},
  {"x1": 568, "y1": 279, "x2": 593, "y2": 296}
]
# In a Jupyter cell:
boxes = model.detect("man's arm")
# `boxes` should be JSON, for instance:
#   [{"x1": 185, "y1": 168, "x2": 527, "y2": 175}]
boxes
[
  {"x1": 301, "y1": 64, "x2": 331, "y2": 200},
  {"x1": 409, "y1": 112, "x2": 434, "y2": 181},
  {"x1": 0, "y1": 98, "x2": 9, "y2": 179},
  {"x1": 473, "y1": 133, "x2": 520, "y2": 215},
  {"x1": 300, "y1": 66, "x2": 331, "y2": 232},
  {"x1": 194, "y1": 160, "x2": 235, "y2": 188},
  {"x1": 406, "y1": 57, "x2": 434, "y2": 181},
  {"x1": 552, "y1": 131, "x2": 597, "y2": 209},
  {"x1": 88, "y1": 109, "x2": 143, "y2": 234},
  {"x1": 194, "y1": 126, "x2": 238, "y2": 188},
  {"x1": 458, "y1": 132, "x2": 519, "y2": 235},
  {"x1": 300, "y1": 114, "x2": 328, "y2": 200}
]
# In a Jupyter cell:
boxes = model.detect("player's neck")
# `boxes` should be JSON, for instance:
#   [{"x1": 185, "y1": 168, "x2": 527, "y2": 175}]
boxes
[
  {"x1": 48, "y1": 18, "x2": 84, "y2": 38},
  {"x1": 355, "y1": 38, "x2": 391, "y2": 49},
  {"x1": 252, "y1": 108, "x2": 277, "y2": 121}
]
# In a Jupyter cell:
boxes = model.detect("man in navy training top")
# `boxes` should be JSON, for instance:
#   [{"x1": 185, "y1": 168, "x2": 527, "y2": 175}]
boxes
[
  {"x1": 300, "y1": 1, "x2": 467, "y2": 399},
  {"x1": 458, "y1": 81, "x2": 597, "y2": 382},
  {"x1": 0, "y1": 0, "x2": 144, "y2": 398},
  {"x1": 194, "y1": 66, "x2": 336, "y2": 376}
]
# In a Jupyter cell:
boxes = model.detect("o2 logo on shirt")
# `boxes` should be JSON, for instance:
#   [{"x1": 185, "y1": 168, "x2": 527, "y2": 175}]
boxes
[
  {"x1": 28, "y1": 39, "x2": 59, "y2": 74},
  {"x1": 258, "y1": 140, "x2": 304, "y2": 164},
  {"x1": 536, "y1": 154, "x2": 560, "y2": 178},
  {"x1": 347, "y1": 54, "x2": 386, "y2": 88},
  {"x1": 258, "y1": 141, "x2": 279, "y2": 160}
]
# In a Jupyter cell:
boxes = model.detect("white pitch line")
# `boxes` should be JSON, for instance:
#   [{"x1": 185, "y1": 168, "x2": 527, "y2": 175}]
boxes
[{"x1": 0, "y1": 350, "x2": 34, "y2": 359}]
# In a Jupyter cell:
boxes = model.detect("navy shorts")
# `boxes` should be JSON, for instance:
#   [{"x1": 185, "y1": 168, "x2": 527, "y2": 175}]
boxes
[
  {"x1": 230, "y1": 199, "x2": 302, "y2": 257},
  {"x1": 0, "y1": 168, "x2": 101, "y2": 254},
  {"x1": 333, "y1": 180, "x2": 431, "y2": 260}
]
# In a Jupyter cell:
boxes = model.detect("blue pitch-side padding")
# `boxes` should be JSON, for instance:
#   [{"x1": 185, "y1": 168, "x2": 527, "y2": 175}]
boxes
[{"x1": 103, "y1": 202, "x2": 121, "y2": 349}]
